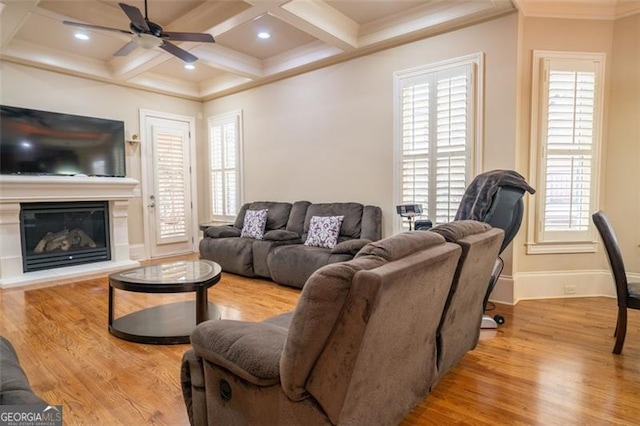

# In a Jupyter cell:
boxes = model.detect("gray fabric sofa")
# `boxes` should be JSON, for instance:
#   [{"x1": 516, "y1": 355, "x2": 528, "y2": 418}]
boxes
[
  {"x1": 182, "y1": 221, "x2": 503, "y2": 425},
  {"x1": 0, "y1": 336, "x2": 47, "y2": 405},
  {"x1": 199, "y1": 201, "x2": 382, "y2": 288}
]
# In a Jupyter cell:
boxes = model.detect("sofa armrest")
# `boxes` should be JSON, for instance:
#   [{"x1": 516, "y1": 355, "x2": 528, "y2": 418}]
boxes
[
  {"x1": 0, "y1": 336, "x2": 47, "y2": 405},
  {"x1": 190, "y1": 320, "x2": 287, "y2": 386},
  {"x1": 263, "y1": 230, "x2": 301, "y2": 242},
  {"x1": 181, "y1": 349, "x2": 207, "y2": 426},
  {"x1": 204, "y1": 225, "x2": 241, "y2": 238},
  {"x1": 331, "y1": 239, "x2": 371, "y2": 255}
]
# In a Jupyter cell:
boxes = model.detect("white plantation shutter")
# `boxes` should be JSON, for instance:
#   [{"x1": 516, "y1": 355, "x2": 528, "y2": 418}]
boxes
[
  {"x1": 534, "y1": 54, "x2": 603, "y2": 245},
  {"x1": 153, "y1": 127, "x2": 189, "y2": 242},
  {"x1": 434, "y1": 69, "x2": 470, "y2": 223},
  {"x1": 397, "y1": 58, "x2": 476, "y2": 228},
  {"x1": 209, "y1": 112, "x2": 241, "y2": 221},
  {"x1": 401, "y1": 81, "x2": 430, "y2": 215}
]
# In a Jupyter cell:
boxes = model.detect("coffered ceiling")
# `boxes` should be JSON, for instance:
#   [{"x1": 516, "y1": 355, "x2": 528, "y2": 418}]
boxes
[{"x1": 1, "y1": 1, "x2": 637, "y2": 101}]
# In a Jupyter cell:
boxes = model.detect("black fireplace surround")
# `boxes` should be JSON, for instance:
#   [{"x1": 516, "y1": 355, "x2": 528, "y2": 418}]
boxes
[{"x1": 20, "y1": 201, "x2": 111, "y2": 272}]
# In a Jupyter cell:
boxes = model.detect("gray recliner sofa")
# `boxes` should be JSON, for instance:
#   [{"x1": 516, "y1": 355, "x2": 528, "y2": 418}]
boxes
[
  {"x1": 0, "y1": 336, "x2": 47, "y2": 405},
  {"x1": 182, "y1": 221, "x2": 503, "y2": 425},
  {"x1": 183, "y1": 230, "x2": 462, "y2": 425},
  {"x1": 199, "y1": 201, "x2": 382, "y2": 288}
]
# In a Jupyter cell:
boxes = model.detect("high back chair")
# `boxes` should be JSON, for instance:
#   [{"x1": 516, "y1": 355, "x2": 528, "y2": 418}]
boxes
[
  {"x1": 592, "y1": 211, "x2": 640, "y2": 354},
  {"x1": 454, "y1": 170, "x2": 535, "y2": 327}
]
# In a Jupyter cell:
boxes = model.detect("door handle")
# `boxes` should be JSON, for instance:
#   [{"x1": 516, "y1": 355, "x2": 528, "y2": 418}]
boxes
[{"x1": 148, "y1": 203, "x2": 155, "y2": 208}]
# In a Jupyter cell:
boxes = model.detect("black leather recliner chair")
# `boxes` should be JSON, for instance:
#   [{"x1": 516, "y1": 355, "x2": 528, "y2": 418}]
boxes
[{"x1": 452, "y1": 170, "x2": 535, "y2": 327}]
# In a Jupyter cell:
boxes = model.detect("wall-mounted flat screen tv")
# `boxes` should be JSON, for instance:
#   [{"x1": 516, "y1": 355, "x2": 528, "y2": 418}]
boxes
[{"x1": 0, "y1": 105, "x2": 126, "y2": 177}]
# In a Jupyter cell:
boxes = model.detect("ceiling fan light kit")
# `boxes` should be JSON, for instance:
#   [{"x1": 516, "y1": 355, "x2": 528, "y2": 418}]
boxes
[
  {"x1": 63, "y1": 0, "x2": 214, "y2": 63},
  {"x1": 137, "y1": 33, "x2": 162, "y2": 50}
]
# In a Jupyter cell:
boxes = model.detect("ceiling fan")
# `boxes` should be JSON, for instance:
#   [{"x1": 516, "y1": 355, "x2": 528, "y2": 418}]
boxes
[{"x1": 63, "y1": 0, "x2": 214, "y2": 63}]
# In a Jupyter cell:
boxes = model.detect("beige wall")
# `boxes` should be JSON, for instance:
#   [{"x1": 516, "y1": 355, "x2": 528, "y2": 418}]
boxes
[
  {"x1": 0, "y1": 63, "x2": 204, "y2": 247},
  {"x1": 202, "y1": 14, "x2": 519, "y2": 239},
  {"x1": 605, "y1": 13, "x2": 640, "y2": 273},
  {"x1": 514, "y1": 16, "x2": 616, "y2": 273}
]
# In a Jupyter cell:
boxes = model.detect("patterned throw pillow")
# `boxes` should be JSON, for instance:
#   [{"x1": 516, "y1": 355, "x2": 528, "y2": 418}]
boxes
[
  {"x1": 304, "y1": 215, "x2": 344, "y2": 249},
  {"x1": 241, "y1": 209, "x2": 268, "y2": 240}
]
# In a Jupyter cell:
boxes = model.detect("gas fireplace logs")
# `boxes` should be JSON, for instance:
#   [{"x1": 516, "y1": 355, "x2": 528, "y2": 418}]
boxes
[{"x1": 34, "y1": 229, "x2": 97, "y2": 253}]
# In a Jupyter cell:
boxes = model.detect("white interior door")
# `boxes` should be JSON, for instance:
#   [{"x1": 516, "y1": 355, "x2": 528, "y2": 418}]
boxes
[{"x1": 144, "y1": 114, "x2": 194, "y2": 258}]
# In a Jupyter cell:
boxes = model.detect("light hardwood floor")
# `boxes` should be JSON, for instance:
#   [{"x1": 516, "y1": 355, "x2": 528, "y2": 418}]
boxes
[{"x1": 1, "y1": 259, "x2": 639, "y2": 425}]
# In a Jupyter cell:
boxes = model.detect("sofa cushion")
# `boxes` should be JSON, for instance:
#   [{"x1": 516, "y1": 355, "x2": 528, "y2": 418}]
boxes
[
  {"x1": 235, "y1": 202, "x2": 292, "y2": 231},
  {"x1": 268, "y1": 245, "x2": 335, "y2": 289},
  {"x1": 190, "y1": 321, "x2": 287, "y2": 386},
  {"x1": 199, "y1": 237, "x2": 255, "y2": 276},
  {"x1": 304, "y1": 203, "x2": 363, "y2": 239},
  {"x1": 204, "y1": 226, "x2": 241, "y2": 238},
  {"x1": 263, "y1": 230, "x2": 301, "y2": 242},
  {"x1": 241, "y1": 209, "x2": 269, "y2": 240},
  {"x1": 305, "y1": 216, "x2": 344, "y2": 249}
]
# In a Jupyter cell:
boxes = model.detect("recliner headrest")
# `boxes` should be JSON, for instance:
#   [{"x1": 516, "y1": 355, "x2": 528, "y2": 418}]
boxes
[
  {"x1": 429, "y1": 220, "x2": 492, "y2": 243},
  {"x1": 355, "y1": 231, "x2": 445, "y2": 262}
]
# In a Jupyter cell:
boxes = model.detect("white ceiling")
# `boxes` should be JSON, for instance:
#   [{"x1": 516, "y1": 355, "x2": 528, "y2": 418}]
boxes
[{"x1": 0, "y1": 0, "x2": 637, "y2": 101}]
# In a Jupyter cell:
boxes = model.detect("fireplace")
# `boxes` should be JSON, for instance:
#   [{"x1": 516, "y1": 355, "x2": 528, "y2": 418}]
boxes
[
  {"x1": 0, "y1": 175, "x2": 140, "y2": 288},
  {"x1": 21, "y1": 202, "x2": 111, "y2": 272}
]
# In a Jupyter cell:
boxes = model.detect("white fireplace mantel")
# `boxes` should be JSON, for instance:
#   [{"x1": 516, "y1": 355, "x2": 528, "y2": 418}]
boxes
[{"x1": 0, "y1": 175, "x2": 141, "y2": 288}]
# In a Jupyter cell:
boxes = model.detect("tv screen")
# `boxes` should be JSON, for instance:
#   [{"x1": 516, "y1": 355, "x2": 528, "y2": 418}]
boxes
[{"x1": 0, "y1": 105, "x2": 126, "y2": 177}]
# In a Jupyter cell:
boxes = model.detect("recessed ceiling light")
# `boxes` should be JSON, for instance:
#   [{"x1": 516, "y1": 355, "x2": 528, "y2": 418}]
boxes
[
  {"x1": 74, "y1": 32, "x2": 90, "y2": 41},
  {"x1": 184, "y1": 63, "x2": 195, "y2": 70},
  {"x1": 257, "y1": 32, "x2": 271, "y2": 39}
]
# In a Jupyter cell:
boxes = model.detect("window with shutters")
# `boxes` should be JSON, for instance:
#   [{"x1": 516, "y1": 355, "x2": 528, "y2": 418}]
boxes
[
  {"x1": 154, "y1": 127, "x2": 189, "y2": 242},
  {"x1": 393, "y1": 53, "x2": 482, "y2": 231},
  {"x1": 208, "y1": 111, "x2": 243, "y2": 222},
  {"x1": 527, "y1": 51, "x2": 605, "y2": 254}
]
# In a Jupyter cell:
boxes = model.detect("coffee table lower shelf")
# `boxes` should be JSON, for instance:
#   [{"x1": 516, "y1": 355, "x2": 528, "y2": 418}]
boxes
[{"x1": 109, "y1": 301, "x2": 222, "y2": 345}]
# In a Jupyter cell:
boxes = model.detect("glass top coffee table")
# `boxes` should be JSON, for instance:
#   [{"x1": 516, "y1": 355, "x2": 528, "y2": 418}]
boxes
[{"x1": 108, "y1": 259, "x2": 222, "y2": 344}]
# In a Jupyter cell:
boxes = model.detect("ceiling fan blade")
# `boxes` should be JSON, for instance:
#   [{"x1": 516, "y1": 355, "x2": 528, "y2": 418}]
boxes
[
  {"x1": 63, "y1": 20, "x2": 132, "y2": 35},
  {"x1": 119, "y1": 3, "x2": 150, "y2": 32},
  {"x1": 114, "y1": 40, "x2": 138, "y2": 57},
  {"x1": 160, "y1": 41, "x2": 198, "y2": 64},
  {"x1": 163, "y1": 32, "x2": 215, "y2": 43}
]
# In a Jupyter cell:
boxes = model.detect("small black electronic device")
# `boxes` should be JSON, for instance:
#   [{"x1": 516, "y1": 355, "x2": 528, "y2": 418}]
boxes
[
  {"x1": 396, "y1": 204, "x2": 424, "y2": 230},
  {"x1": 396, "y1": 204, "x2": 423, "y2": 217}
]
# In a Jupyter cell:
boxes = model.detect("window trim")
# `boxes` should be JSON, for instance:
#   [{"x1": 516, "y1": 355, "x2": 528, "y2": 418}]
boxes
[
  {"x1": 207, "y1": 109, "x2": 243, "y2": 222},
  {"x1": 526, "y1": 50, "x2": 606, "y2": 255},
  {"x1": 392, "y1": 52, "x2": 484, "y2": 234}
]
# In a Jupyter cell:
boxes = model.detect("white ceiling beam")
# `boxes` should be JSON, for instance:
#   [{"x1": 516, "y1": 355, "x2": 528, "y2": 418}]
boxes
[
  {"x1": 359, "y1": 0, "x2": 508, "y2": 47},
  {"x1": 199, "y1": 73, "x2": 254, "y2": 97},
  {"x1": 126, "y1": 71, "x2": 200, "y2": 98},
  {"x1": 109, "y1": 48, "x2": 170, "y2": 80},
  {"x1": 274, "y1": 0, "x2": 359, "y2": 51},
  {"x1": 262, "y1": 40, "x2": 342, "y2": 76},
  {"x1": 1, "y1": 0, "x2": 40, "y2": 50},
  {"x1": 206, "y1": 2, "x2": 272, "y2": 37},
  {"x1": 513, "y1": 0, "x2": 640, "y2": 19},
  {"x1": 1, "y1": 38, "x2": 112, "y2": 79},
  {"x1": 190, "y1": 44, "x2": 263, "y2": 79}
]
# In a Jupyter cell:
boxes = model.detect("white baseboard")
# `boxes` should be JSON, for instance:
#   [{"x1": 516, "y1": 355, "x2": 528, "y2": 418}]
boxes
[
  {"x1": 487, "y1": 269, "x2": 632, "y2": 305},
  {"x1": 488, "y1": 275, "x2": 515, "y2": 305},
  {"x1": 129, "y1": 244, "x2": 146, "y2": 261}
]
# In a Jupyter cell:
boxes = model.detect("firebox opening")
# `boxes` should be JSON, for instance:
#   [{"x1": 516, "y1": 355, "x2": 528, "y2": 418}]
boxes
[{"x1": 20, "y1": 201, "x2": 111, "y2": 272}]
